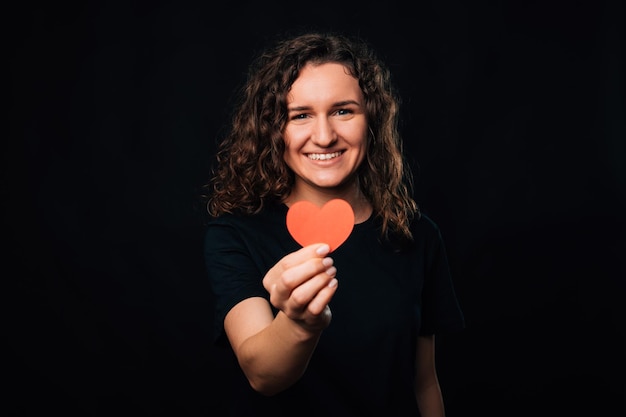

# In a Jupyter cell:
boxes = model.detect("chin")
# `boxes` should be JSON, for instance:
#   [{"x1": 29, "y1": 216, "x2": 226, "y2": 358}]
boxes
[{"x1": 311, "y1": 178, "x2": 349, "y2": 189}]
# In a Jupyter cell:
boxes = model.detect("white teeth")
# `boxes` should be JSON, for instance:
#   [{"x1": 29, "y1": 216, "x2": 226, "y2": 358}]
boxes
[{"x1": 307, "y1": 152, "x2": 342, "y2": 160}]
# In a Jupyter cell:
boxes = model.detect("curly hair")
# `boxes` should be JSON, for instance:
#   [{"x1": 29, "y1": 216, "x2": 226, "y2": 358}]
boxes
[{"x1": 203, "y1": 31, "x2": 419, "y2": 241}]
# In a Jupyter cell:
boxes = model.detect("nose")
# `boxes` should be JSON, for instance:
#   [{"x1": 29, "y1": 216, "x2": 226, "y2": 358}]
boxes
[{"x1": 311, "y1": 117, "x2": 337, "y2": 147}]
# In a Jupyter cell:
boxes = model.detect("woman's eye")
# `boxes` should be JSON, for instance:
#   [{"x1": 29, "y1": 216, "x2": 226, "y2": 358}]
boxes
[
  {"x1": 336, "y1": 108, "x2": 352, "y2": 116},
  {"x1": 291, "y1": 113, "x2": 308, "y2": 120}
]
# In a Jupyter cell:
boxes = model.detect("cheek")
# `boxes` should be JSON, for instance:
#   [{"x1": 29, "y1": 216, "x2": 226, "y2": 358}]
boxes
[
  {"x1": 345, "y1": 128, "x2": 369, "y2": 152},
  {"x1": 283, "y1": 128, "x2": 310, "y2": 156},
  {"x1": 336, "y1": 121, "x2": 367, "y2": 142},
  {"x1": 282, "y1": 135, "x2": 298, "y2": 166},
  {"x1": 282, "y1": 127, "x2": 299, "y2": 150},
  {"x1": 354, "y1": 130, "x2": 370, "y2": 164},
  {"x1": 283, "y1": 141, "x2": 297, "y2": 161}
]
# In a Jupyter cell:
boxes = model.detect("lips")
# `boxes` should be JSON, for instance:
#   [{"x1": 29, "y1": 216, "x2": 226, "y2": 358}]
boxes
[{"x1": 306, "y1": 151, "x2": 343, "y2": 160}]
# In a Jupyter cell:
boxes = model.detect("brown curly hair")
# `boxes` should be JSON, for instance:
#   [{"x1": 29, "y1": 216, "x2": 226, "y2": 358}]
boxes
[{"x1": 203, "y1": 31, "x2": 419, "y2": 241}]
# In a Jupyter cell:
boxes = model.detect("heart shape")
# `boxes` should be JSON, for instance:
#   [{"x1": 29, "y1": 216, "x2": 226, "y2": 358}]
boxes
[{"x1": 286, "y1": 199, "x2": 354, "y2": 252}]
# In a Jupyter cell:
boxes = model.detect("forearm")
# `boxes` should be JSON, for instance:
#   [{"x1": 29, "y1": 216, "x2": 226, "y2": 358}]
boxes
[
  {"x1": 236, "y1": 310, "x2": 323, "y2": 395},
  {"x1": 416, "y1": 380, "x2": 445, "y2": 417},
  {"x1": 415, "y1": 335, "x2": 445, "y2": 417}
]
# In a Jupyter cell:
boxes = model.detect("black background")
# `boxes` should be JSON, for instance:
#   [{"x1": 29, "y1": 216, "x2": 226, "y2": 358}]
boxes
[{"x1": 7, "y1": 1, "x2": 625, "y2": 416}]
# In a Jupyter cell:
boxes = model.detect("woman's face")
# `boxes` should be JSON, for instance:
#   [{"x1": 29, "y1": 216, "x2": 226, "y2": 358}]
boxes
[{"x1": 283, "y1": 62, "x2": 368, "y2": 199}]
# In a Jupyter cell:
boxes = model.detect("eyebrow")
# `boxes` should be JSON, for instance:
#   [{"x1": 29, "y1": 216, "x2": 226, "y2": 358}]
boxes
[{"x1": 288, "y1": 100, "x2": 361, "y2": 112}]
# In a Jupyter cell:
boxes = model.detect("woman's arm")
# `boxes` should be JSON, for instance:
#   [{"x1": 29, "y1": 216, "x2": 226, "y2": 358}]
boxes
[
  {"x1": 224, "y1": 243, "x2": 338, "y2": 396},
  {"x1": 415, "y1": 334, "x2": 446, "y2": 417}
]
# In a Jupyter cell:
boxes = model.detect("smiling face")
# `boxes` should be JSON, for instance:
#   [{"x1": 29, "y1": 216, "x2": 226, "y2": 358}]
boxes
[{"x1": 283, "y1": 62, "x2": 368, "y2": 203}]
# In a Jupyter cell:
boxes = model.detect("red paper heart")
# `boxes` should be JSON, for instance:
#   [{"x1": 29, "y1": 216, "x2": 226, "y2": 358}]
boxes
[{"x1": 286, "y1": 199, "x2": 354, "y2": 252}]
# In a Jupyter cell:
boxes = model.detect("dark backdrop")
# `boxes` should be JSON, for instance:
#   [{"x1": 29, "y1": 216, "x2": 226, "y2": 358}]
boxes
[{"x1": 7, "y1": 1, "x2": 625, "y2": 416}]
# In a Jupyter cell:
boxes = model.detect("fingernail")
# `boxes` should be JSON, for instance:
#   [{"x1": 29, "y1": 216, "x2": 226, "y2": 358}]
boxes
[
  {"x1": 322, "y1": 257, "x2": 334, "y2": 267},
  {"x1": 326, "y1": 266, "x2": 337, "y2": 277},
  {"x1": 328, "y1": 278, "x2": 338, "y2": 288},
  {"x1": 316, "y1": 244, "x2": 330, "y2": 255}
]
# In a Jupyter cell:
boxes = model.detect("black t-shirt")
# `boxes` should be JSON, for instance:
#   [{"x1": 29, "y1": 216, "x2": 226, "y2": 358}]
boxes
[{"x1": 204, "y1": 202, "x2": 465, "y2": 416}]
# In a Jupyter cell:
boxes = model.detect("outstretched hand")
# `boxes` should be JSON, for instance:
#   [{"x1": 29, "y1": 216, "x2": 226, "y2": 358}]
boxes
[{"x1": 263, "y1": 243, "x2": 338, "y2": 332}]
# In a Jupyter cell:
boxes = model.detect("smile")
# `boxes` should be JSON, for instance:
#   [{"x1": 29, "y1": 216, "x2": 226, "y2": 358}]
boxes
[{"x1": 306, "y1": 151, "x2": 343, "y2": 161}]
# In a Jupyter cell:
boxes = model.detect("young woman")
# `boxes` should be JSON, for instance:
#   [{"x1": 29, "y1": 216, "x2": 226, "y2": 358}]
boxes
[{"x1": 203, "y1": 31, "x2": 464, "y2": 416}]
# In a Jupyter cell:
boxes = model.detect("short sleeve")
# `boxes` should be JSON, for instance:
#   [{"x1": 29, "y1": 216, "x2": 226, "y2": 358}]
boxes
[
  {"x1": 204, "y1": 219, "x2": 268, "y2": 344},
  {"x1": 418, "y1": 219, "x2": 465, "y2": 335}
]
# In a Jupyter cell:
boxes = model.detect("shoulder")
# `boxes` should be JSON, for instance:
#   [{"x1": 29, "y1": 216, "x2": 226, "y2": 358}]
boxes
[
  {"x1": 204, "y1": 202, "x2": 299, "y2": 268},
  {"x1": 206, "y1": 203, "x2": 287, "y2": 230},
  {"x1": 410, "y1": 212, "x2": 443, "y2": 241},
  {"x1": 204, "y1": 203, "x2": 293, "y2": 250}
]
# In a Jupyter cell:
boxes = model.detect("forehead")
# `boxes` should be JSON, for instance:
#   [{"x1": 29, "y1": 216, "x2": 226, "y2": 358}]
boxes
[{"x1": 288, "y1": 63, "x2": 362, "y2": 104}]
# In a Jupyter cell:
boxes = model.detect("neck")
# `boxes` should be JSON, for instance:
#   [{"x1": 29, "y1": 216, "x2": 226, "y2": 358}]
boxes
[{"x1": 284, "y1": 182, "x2": 373, "y2": 224}]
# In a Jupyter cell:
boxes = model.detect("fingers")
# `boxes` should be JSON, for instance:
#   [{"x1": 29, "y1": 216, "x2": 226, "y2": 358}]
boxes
[
  {"x1": 269, "y1": 256, "x2": 336, "y2": 312},
  {"x1": 264, "y1": 243, "x2": 338, "y2": 319},
  {"x1": 279, "y1": 255, "x2": 335, "y2": 294},
  {"x1": 288, "y1": 261, "x2": 337, "y2": 310},
  {"x1": 278, "y1": 243, "x2": 331, "y2": 272},
  {"x1": 282, "y1": 271, "x2": 337, "y2": 332},
  {"x1": 264, "y1": 243, "x2": 331, "y2": 293},
  {"x1": 306, "y1": 278, "x2": 338, "y2": 316}
]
